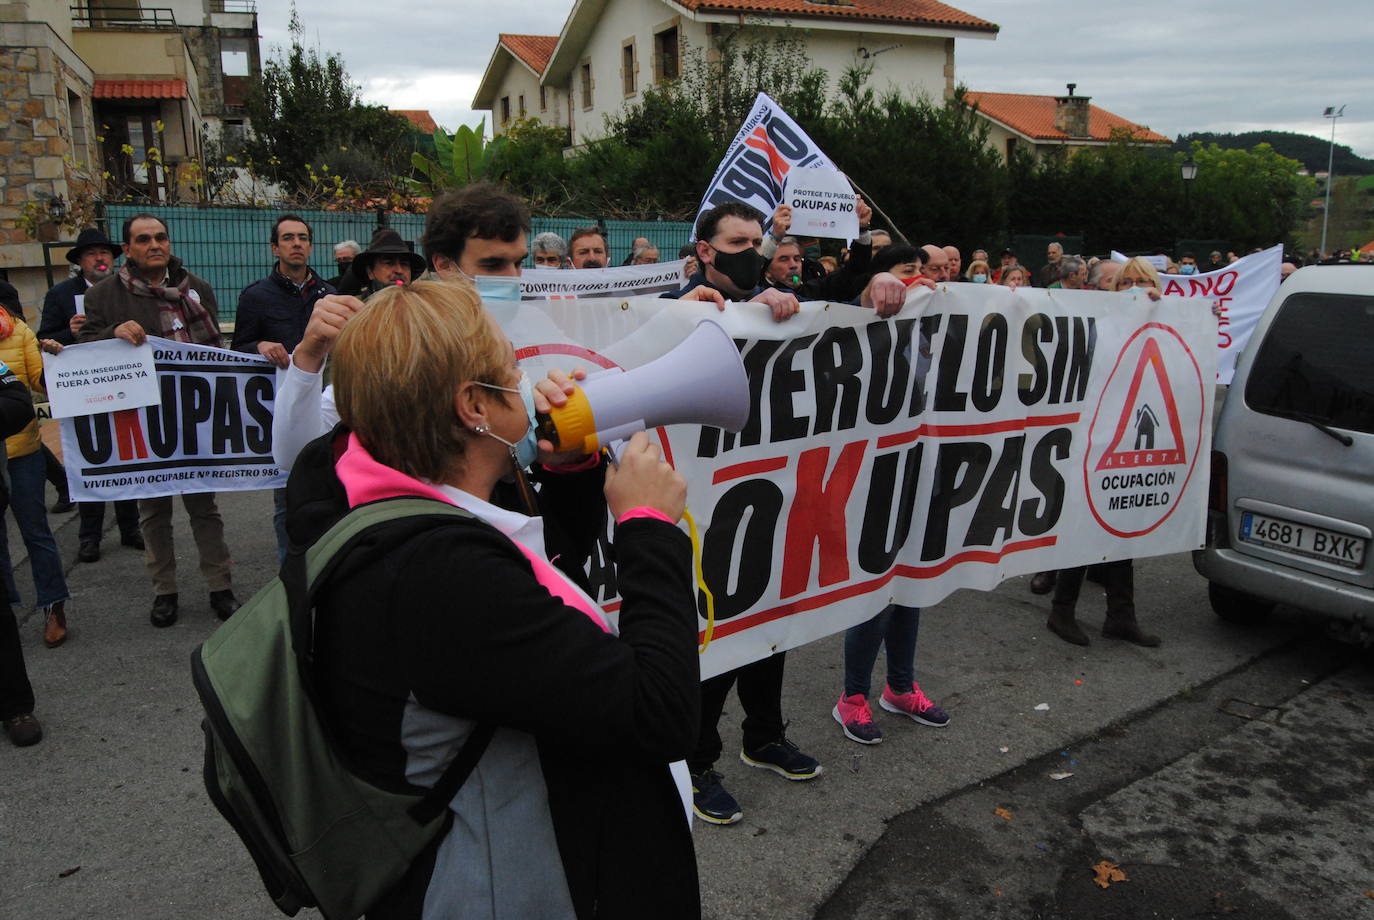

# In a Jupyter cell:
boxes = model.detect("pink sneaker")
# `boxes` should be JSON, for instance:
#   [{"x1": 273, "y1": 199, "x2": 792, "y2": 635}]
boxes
[
  {"x1": 832, "y1": 693, "x2": 883, "y2": 744},
  {"x1": 879, "y1": 682, "x2": 950, "y2": 727}
]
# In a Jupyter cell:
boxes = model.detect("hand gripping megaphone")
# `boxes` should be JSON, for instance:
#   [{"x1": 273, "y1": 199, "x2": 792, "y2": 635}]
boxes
[{"x1": 535, "y1": 320, "x2": 750, "y2": 454}]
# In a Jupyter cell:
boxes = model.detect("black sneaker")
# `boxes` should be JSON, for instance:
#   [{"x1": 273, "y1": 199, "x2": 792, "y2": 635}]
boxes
[
  {"x1": 690, "y1": 770, "x2": 742, "y2": 825},
  {"x1": 740, "y1": 737, "x2": 823, "y2": 780}
]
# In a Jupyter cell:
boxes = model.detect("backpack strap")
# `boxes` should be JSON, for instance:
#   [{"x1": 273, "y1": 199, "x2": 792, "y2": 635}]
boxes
[{"x1": 281, "y1": 497, "x2": 497, "y2": 824}]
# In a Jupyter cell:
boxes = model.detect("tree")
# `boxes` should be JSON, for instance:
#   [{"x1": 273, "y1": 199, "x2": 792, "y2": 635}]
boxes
[
  {"x1": 409, "y1": 120, "x2": 509, "y2": 196},
  {"x1": 243, "y1": 5, "x2": 416, "y2": 196}
]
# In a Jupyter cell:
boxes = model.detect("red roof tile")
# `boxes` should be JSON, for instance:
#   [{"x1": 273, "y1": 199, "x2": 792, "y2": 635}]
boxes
[
  {"x1": 677, "y1": 0, "x2": 996, "y2": 31},
  {"x1": 92, "y1": 79, "x2": 187, "y2": 100},
  {"x1": 393, "y1": 109, "x2": 438, "y2": 134},
  {"x1": 964, "y1": 91, "x2": 1170, "y2": 143},
  {"x1": 500, "y1": 34, "x2": 559, "y2": 76}
]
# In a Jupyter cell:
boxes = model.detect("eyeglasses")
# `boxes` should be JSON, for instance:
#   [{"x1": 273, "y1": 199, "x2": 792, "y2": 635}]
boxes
[{"x1": 1121, "y1": 276, "x2": 1154, "y2": 288}]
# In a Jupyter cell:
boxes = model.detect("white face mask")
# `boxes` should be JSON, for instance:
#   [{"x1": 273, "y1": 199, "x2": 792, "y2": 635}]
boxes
[
  {"x1": 476, "y1": 371, "x2": 539, "y2": 469},
  {"x1": 460, "y1": 268, "x2": 523, "y2": 302}
]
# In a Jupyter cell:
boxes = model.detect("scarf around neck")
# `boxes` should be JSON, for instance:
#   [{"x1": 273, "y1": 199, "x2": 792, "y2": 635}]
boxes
[{"x1": 118, "y1": 259, "x2": 220, "y2": 346}]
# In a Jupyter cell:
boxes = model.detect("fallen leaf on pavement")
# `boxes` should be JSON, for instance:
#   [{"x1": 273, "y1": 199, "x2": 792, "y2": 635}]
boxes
[
  {"x1": 994, "y1": 808, "x2": 1013, "y2": 821},
  {"x1": 58, "y1": 866, "x2": 81, "y2": 878},
  {"x1": 1091, "y1": 860, "x2": 1127, "y2": 888}
]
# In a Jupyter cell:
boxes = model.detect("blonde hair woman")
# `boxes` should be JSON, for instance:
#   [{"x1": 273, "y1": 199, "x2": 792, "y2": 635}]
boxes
[{"x1": 288, "y1": 281, "x2": 702, "y2": 918}]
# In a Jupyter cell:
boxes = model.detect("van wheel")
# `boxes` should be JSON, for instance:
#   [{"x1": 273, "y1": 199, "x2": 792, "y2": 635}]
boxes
[{"x1": 1208, "y1": 582, "x2": 1275, "y2": 624}]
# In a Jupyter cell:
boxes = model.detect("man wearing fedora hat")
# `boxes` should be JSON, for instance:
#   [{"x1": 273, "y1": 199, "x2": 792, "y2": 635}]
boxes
[
  {"x1": 351, "y1": 228, "x2": 426, "y2": 299},
  {"x1": 37, "y1": 228, "x2": 143, "y2": 563}
]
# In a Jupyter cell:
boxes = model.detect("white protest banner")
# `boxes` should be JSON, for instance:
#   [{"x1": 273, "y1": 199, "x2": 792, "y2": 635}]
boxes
[
  {"x1": 45, "y1": 339, "x2": 159, "y2": 419},
  {"x1": 692, "y1": 93, "x2": 835, "y2": 236},
  {"x1": 782, "y1": 166, "x2": 860, "y2": 240},
  {"x1": 1156, "y1": 244, "x2": 1281, "y2": 384},
  {"x1": 58, "y1": 337, "x2": 286, "y2": 500},
  {"x1": 74, "y1": 294, "x2": 85, "y2": 316},
  {"x1": 500, "y1": 286, "x2": 1215, "y2": 678},
  {"x1": 519, "y1": 259, "x2": 689, "y2": 300}
]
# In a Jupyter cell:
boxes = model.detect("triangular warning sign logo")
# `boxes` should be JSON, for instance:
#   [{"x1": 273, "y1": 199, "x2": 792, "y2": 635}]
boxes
[{"x1": 1095, "y1": 337, "x2": 1187, "y2": 470}]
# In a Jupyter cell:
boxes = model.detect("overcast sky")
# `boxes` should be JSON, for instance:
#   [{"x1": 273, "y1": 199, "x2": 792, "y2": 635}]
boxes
[{"x1": 262, "y1": 0, "x2": 1373, "y2": 159}]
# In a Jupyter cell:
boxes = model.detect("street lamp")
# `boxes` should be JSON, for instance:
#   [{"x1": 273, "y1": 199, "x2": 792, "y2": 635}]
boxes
[
  {"x1": 1320, "y1": 105, "x2": 1345, "y2": 258},
  {"x1": 1180, "y1": 156, "x2": 1198, "y2": 236}
]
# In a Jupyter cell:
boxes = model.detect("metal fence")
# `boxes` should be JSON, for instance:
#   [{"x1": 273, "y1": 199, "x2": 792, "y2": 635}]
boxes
[{"x1": 56, "y1": 205, "x2": 694, "y2": 322}]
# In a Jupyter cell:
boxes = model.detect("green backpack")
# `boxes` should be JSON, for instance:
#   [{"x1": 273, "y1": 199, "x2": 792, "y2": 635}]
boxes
[{"x1": 191, "y1": 498, "x2": 495, "y2": 919}]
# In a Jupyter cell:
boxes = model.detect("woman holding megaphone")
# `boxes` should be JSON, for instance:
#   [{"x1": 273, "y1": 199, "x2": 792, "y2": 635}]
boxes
[{"x1": 283, "y1": 281, "x2": 702, "y2": 918}]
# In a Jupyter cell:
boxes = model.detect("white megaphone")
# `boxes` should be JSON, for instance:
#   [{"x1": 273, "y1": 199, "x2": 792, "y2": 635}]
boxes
[{"x1": 535, "y1": 320, "x2": 750, "y2": 455}]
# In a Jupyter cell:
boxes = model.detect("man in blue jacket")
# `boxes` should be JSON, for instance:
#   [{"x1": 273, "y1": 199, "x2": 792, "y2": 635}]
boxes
[{"x1": 231, "y1": 214, "x2": 335, "y2": 558}]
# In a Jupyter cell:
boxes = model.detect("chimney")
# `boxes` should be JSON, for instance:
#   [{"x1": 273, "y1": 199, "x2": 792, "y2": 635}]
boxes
[{"x1": 1054, "y1": 83, "x2": 1091, "y2": 138}]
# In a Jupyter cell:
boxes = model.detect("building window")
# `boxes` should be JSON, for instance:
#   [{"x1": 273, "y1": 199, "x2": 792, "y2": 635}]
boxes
[
  {"x1": 220, "y1": 36, "x2": 251, "y2": 77},
  {"x1": 518, "y1": 94, "x2": 526, "y2": 118},
  {"x1": 622, "y1": 42, "x2": 636, "y2": 96},
  {"x1": 654, "y1": 26, "x2": 679, "y2": 82},
  {"x1": 540, "y1": 86, "x2": 547, "y2": 111},
  {"x1": 500, "y1": 96, "x2": 510, "y2": 125},
  {"x1": 580, "y1": 61, "x2": 592, "y2": 109},
  {"x1": 67, "y1": 91, "x2": 88, "y2": 156},
  {"x1": 1005, "y1": 137, "x2": 1018, "y2": 161}
]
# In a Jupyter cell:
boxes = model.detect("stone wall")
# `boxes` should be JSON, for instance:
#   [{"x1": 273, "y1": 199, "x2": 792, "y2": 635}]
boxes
[{"x1": 0, "y1": 22, "x2": 95, "y2": 308}]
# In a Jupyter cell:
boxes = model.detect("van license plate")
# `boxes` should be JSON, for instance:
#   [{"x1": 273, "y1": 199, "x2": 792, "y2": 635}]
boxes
[{"x1": 1239, "y1": 513, "x2": 1365, "y2": 568}]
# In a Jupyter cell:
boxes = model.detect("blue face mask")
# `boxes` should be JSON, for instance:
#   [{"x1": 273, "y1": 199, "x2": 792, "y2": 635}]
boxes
[
  {"x1": 972, "y1": 273, "x2": 988, "y2": 284},
  {"x1": 469, "y1": 273, "x2": 523, "y2": 302},
  {"x1": 478, "y1": 371, "x2": 539, "y2": 469},
  {"x1": 1179, "y1": 264, "x2": 1197, "y2": 275}
]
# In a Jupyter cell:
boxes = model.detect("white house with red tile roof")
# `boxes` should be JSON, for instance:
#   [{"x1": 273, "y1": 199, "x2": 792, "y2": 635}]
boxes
[
  {"x1": 473, "y1": 34, "x2": 568, "y2": 135},
  {"x1": 474, "y1": 0, "x2": 998, "y2": 146},
  {"x1": 965, "y1": 87, "x2": 1170, "y2": 162}
]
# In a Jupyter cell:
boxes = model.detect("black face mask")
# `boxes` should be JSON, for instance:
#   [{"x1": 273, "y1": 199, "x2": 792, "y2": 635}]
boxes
[{"x1": 709, "y1": 245, "x2": 765, "y2": 293}]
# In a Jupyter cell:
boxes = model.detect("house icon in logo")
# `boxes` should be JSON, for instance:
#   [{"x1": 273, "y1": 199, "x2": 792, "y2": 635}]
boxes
[{"x1": 1133, "y1": 404, "x2": 1159, "y2": 450}]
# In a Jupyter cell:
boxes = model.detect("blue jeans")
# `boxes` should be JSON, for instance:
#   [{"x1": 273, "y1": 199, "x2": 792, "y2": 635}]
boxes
[
  {"x1": 0, "y1": 451, "x2": 71, "y2": 609},
  {"x1": 843, "y1": 605, "x2": 920, "y2": 698}
]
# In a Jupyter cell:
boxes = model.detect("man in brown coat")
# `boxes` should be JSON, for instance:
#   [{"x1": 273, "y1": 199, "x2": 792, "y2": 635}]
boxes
[{"x1": 79, "y1": 213, "x2": 239, "y2": 628}]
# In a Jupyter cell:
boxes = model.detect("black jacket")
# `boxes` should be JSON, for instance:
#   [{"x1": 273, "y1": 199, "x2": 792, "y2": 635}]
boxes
[
  {"x1": 285, "y1": 427, "x2": 701, "y2": 919},
  {"x1": 764, "y1": 240, "x2": 874, "y2": 303},
  {"x1": 230, "y1": 267, "x2": 334, "y2": 356},
  {"x1": 38, "y1": 275, "x2": 91, "y2": 346},
  {"x1": 0, "y1": 365, "x2": 35, "y2": 510}
]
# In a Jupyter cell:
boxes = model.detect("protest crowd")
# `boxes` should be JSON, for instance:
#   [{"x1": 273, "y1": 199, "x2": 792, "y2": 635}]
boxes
[{"x1": 0, "y1": 162, "x2": 1309, "y2": 916}]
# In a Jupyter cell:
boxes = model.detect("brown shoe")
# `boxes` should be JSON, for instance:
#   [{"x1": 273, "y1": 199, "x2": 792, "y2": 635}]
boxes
[
  {"x1": 43, "y1": 602, "x2": 67, "y2": 648},
  {"x1": 3, "y1": 713, "x2": 43, "y2": 747},
  {"x1": 1029, "y1": 571, "x2": 1057, "y2": 595}
]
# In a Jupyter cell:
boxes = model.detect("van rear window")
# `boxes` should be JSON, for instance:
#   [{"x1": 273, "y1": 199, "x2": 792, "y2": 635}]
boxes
[{"x1": 1245, "y1": 292, "x2": 1374, "y2": 435}]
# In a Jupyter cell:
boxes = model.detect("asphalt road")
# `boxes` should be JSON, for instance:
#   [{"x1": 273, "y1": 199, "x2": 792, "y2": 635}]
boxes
[{"x1": 2, "y1": 488, "x2": 1369, "y2": 919}]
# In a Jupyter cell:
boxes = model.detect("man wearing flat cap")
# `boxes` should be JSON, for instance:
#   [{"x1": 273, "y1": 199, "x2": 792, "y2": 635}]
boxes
[
  {"x1": 37, "y1": 228, "x2": 140, "y2": 561},
  {"x1": 351, "y1": 228, "x2": 426, "y2": 299}
]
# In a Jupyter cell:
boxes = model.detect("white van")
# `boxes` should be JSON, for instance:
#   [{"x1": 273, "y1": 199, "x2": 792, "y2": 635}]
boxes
[{"x1": 1193, "y1": 263, "x2": 1374, "y2": 644}]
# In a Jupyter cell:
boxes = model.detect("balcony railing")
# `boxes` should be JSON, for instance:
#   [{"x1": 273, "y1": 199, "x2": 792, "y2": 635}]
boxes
[
  {"x1": 211, "y1": 0, "x2": 257, "y2": 13},
  {"x1": 71, "y1": 5, "x2": 176, "y2": 28}
]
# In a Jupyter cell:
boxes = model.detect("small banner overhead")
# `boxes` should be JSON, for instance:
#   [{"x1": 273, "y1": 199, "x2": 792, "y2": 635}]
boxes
[
  {"x1": 58, "y1": 337, "x2": 286, "y2": 500},
  {"x1": 505, "y1": 286, "x2": 1216, "y2": 678},
  {"x1": 692, "y1": 93, "x2": 836, "y2": 237},
  {"x1": 519, "y1": 259, "x2": 689, "y2": 300}
]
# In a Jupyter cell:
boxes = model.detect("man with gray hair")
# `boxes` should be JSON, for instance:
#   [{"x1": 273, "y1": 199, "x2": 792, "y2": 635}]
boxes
[
  {"x1": 531, "y1": 231, "x2": 567, "y2": 268},
  {"x1": 1087, "y1": 259, "x2": 1121, "y2": 291},
  {"x1": 328, "y1": 239, "x2": 361, "y2": 289},
  {"x1": 1037, "y1": 241, "x2": 1064, "y2": 287},
  {"x1": 1051, "y1": 255, "x2": 1088, "y2": 289}
]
